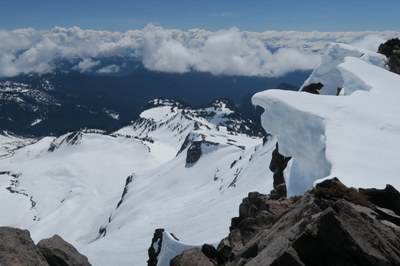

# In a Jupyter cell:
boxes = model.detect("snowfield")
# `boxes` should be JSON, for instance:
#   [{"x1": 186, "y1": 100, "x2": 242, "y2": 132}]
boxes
[
  {"x1": 253, "y1": 43, "x2": 400, "y2": 196},
  {"x1": 0, "y1": 100, "x2": 273, "y2": 266}
]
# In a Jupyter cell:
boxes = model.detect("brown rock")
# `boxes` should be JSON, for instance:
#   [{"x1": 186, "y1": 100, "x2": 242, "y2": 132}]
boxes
[
  {"x1": 170, "y1": 248, "x2": 216, "y2": 266},
  {"x1": 0, "y1": 227, "x2": 48, "y2": 266},
  {"x1": 37, "y1": 234, "x2": 91, "y2": 266},
  {"x1": 359, "y1": 184, "x2": 400, "y2": 215}
]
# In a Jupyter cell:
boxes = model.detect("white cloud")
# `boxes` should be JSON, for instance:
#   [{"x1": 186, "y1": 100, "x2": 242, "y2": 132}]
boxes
[
  {"x1": 142, "y1": 25, "x2": 193, "y2": 73},
  {"x1": 0, "y1": 25, "x2": 398, "y2": 78},
  {"x1": 350, "y1": 34, "x2": 387, "y2": 52},
  {"x1": 141, "y1": 26, "x2": 320, "y2": 76},
  {"x1": 74, "y1": 58, "x2": 100, "y2": 72},
  {"x1": 97, "y1": 64, "x2": 120, "y2": 74}
]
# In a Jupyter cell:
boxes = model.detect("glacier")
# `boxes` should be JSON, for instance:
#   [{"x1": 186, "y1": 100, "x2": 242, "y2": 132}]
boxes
[{"x1": 253, "y1": 43, "x2": 400, "y2": 196}]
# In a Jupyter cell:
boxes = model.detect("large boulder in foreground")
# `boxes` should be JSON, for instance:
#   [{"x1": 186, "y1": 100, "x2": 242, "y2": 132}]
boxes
[
  {"x1": 170, "y1": 178, "x2": 400, "y2": 265},
  {"x1": 0, "y1": 227, "x2": 48, "y2": 266},
  {"x1": 0, "y1": 227, "x2": 91, "y2": 266},
  {"x1": 37, "y1": 234, "x2": 91, "y2": 266}
]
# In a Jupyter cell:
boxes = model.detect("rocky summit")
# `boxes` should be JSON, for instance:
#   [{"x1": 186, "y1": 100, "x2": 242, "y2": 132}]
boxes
[
  {"x1": 0, "y1": 227, "x2": 91, "y2": 266},
  {"x1": 169, "y1": 178, "x2": 400, "y2": 266}
]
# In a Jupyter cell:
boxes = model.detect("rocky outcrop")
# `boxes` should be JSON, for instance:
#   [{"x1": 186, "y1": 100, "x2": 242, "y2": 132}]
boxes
[
  {"x1": 378, "y1": 38, "x2": 400, "y2": 74},
  {"x1": 359, "y1": 184, "x2": 400, "y2": 216},
  {"x1": 170, "y1": 248, "x2": 216, "y2": 266},
  {"x1": 0, "y1": 227, "x2": 91, "y2": 266},
  {"x1": 186, "y1": 140, "x2": 218, "y2": 165},
  {"x1": 147, "y1": 228, "x2": 165, "y2": 266},
  {"x1": 0, "y1": 227, "x2": 48, "y2": 266},
  {"x1": 170, "y1": 178, "x2": 400, "y2": 265},
  {"x1": 300, "y1": 82, "x2": 323, "y2": 94},
  {"x1": 186, "y1": 141, "x2": 203, "y2": 164},
  {"x1": 37, "y1": 234, "x2": 91, "y2": 266},
  {"x1": 268, "y1": 143, "x2": 291, "y2": 199}
]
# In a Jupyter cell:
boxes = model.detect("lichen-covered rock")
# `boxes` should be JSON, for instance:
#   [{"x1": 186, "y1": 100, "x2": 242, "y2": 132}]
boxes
[{"x1": 37, "y1": 234, "x2": 91, "y2": 266}]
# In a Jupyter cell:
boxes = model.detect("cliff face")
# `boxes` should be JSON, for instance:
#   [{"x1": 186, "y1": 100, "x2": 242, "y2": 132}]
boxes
[{"x1": 170, "y1": 178, "x2": 400, "y2": 266}]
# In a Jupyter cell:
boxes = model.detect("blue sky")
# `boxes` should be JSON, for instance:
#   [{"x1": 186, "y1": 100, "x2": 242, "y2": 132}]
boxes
[{"x1": 1, "y1": 0, "x2": 399, "y2": 32}]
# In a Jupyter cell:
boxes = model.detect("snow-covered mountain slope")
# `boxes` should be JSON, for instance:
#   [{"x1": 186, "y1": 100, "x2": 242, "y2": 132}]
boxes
[
  {"x1": 0, "y1": 131, "x2": 37, "y2": 158},
  {"x1": 0, "y1": 100, "x2": 274, "y2": 266},
  {"x1": 253, "y1": 43, "x2": 400, "y2": 196}
]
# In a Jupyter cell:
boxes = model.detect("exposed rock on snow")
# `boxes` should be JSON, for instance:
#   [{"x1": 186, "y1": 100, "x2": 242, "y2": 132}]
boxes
[
  {"x1": 300, "y1": 82, "x2": 323, "y2": 94},
  {"x1": 268, "y1": 143, "x2": 291, "y2": 199},
  {"x1": 378, "y1": 38, "x2": 400, "y2": 74},
  {"x1": 170, "y1": 178, "x2": 400, "y2": 266},
  {"x1": 148, "y1": 228, "x2": 165, "y2": 266},
  {"x1": 0, "y1": 227, "x2": 91, "y2": 266},
  {"x1": 186, "y1": 141, "x2": 203, "y2": 164},
  {"x1": 186, "y1": 140, "x2": 219, "y2": 165}
]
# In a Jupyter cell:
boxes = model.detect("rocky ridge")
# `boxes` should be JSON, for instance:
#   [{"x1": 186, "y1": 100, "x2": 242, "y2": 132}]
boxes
[{"x1": 167, "y1": 178, "x2": 400, "y2": 266}]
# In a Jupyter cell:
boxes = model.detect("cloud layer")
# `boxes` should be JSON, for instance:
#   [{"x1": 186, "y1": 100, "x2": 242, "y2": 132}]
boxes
[{"x1": 0, "y1": 25, "x2": 398, "y2": 78}]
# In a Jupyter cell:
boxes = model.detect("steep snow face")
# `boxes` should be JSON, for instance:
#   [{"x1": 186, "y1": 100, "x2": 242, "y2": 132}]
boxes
[
  {"x1": 0, "y1": 100, "x2": 273, "y2": 266},
  {"x1": 253, "y1": 44, "x2": 400, "y2": 196},
  {"x1": 301, "y1": 43, "x2": 387, "y2": 95}
]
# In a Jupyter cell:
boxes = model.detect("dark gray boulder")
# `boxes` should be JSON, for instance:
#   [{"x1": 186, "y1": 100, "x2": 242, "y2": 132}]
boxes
[
  {"x1": 378, "y1": 38, "x2": 400, "y2": 74},
  {"x1": 269, "y1": 143, "x2": 291, "y2": 199},
  {"x1": 301, "y1": 82, "x2": 324, "y2": 94},
  {"x1": 0, "y1": 227, "x2": 48, "y2": 266},
  {"x1": 359, "y1": 184, "x2": 400, "y2": 215},
  {"x1": 37, "y1": 234, "x2": 91, "y2": 266}
]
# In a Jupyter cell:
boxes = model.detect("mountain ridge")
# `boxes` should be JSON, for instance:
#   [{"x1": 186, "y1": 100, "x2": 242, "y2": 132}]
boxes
[{"x1": 0, "y1": 98, "x2": 274, "y2": 266}]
